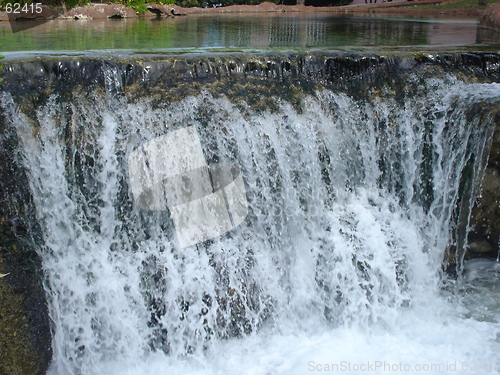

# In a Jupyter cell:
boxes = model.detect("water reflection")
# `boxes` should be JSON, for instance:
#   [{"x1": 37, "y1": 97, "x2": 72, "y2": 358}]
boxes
[{"x1": 0, "y1": 13, "x2": 493, "y2": 51}]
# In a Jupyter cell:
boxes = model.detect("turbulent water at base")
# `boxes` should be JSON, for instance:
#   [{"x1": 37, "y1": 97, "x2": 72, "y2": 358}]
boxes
[{"x1": 1, "y1": 73, "x2": 500, "y2": 374}]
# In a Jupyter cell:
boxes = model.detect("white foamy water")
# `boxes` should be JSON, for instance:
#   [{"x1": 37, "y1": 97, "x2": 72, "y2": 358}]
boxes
[{"x1": 2, "y1": 77, "x2": 499, "y2": 374}]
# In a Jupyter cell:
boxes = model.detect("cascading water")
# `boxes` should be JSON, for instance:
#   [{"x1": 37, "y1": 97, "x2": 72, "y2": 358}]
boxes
[{"x1": 1, "y1": 54, "x2": 499, "y2": 374}]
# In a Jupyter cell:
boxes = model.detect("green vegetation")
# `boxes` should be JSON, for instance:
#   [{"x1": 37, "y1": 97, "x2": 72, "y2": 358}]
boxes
[{"x1": 124, "y1": 0, "x2": 148, "y2": 13}]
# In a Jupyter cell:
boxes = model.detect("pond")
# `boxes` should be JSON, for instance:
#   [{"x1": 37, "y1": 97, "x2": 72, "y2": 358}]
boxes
[{"x1": 0, "y1": 12, "x2": 496, "y2": 54}]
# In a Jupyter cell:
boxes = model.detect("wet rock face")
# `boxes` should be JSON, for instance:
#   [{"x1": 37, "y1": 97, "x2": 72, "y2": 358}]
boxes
[
  {"x1": 0, "y1": 259, "x2": 52, "y2": 375},
  {"x1": 0, "y1": 111, "x2": 52, "y2": 375},
  {"x1": 467, "y1": 116, "x2": 500, "y2": 260}
]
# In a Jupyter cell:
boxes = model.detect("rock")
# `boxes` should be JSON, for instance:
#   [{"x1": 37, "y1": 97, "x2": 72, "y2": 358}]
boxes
[
  {"x1": 0, "y1": 261, "x2": 51, "y2": 375},
  {"x1": 480, "y1": 3, "x2": 500, "y2": 32},
  {"x1": 467, "y1": 116, "x2": 500, "y2": 259},
  {"x1": 60, "y1": 4, "x2": 138, "y2": 19},
  {"x1": 0, "y1": 110, "x2": 52, "y2": 375},
  {"x1": 468, "y1": 240, "x2": 494, "y2": 253},
  {"x1": 146, "y1": 4, "x2": 176, "y2": 17}
]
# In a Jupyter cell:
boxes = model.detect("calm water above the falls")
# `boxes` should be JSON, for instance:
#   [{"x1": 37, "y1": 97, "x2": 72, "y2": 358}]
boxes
[{"x1": 0, "y1": 13, "x2": 495, "y2": 53}]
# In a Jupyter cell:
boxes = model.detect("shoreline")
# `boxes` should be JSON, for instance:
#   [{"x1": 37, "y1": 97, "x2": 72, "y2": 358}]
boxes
[{"x1": 0, "y1": 0, "x2": 487, "y2": 22}]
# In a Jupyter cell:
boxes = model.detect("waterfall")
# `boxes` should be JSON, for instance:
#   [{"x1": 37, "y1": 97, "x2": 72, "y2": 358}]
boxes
[{"x1": 1, "y1": 53, "x2": 499, "y2": 374}]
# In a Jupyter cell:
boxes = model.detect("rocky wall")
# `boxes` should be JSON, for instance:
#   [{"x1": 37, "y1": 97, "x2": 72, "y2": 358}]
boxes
[
  {"x1": 467, "y1": 113, "x2": 500, "y2": 260},
  {"x1": 0, "y1": 109, "x2": 52, "y2": 375}
]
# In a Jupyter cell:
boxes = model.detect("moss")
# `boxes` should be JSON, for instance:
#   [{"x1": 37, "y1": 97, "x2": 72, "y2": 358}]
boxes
[{"x1": 0, "y1": 258, "x2": 43, "y2": 375}]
